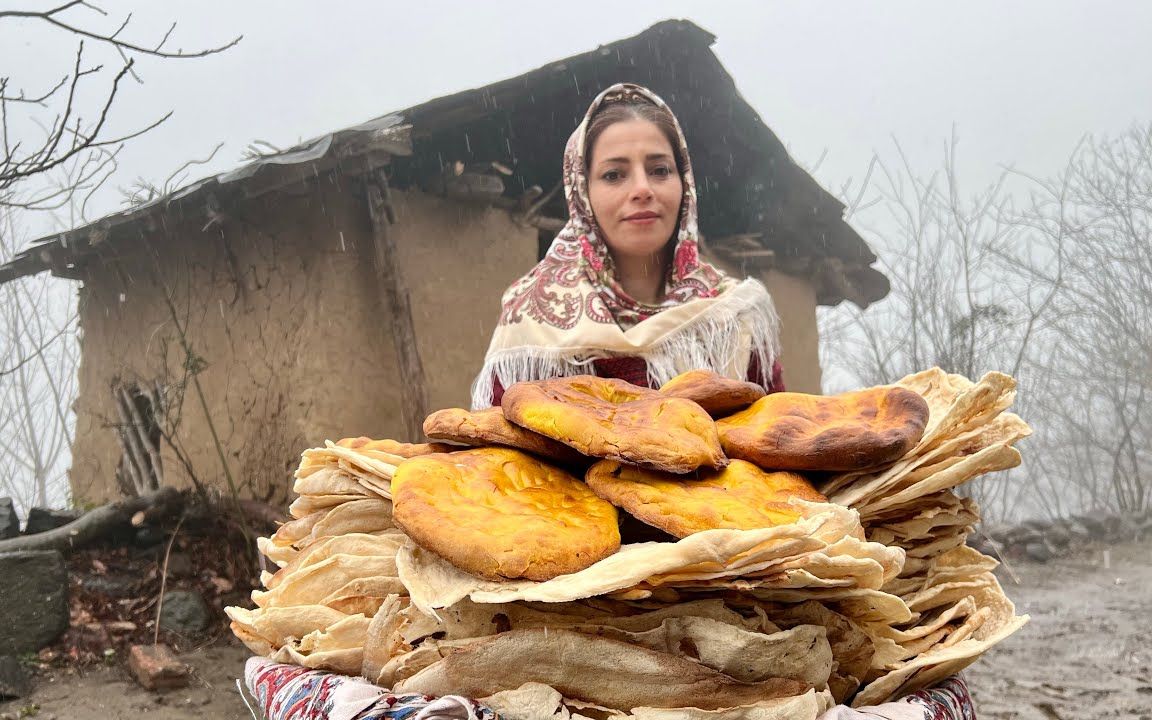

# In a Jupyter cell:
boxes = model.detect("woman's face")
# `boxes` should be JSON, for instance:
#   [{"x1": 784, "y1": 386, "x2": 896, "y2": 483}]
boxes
[{"x1": 587, "y1": 119, "x2": 683, "y2": 263}]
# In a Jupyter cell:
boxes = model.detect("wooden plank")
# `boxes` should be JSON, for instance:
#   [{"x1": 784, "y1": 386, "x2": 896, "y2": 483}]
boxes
[{"x1": 365, "y1": 170, "x2": 428, "y2": 442}]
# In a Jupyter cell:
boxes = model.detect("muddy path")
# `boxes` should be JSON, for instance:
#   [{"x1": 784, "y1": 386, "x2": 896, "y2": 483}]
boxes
[{"x1": 967, "y1": 538, "x2": 1152, "y2": 720}]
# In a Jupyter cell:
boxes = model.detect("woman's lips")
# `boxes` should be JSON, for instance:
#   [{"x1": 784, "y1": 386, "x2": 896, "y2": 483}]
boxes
[{"x1": 623, "y1": 212, "x2": 660, "y2": 225}]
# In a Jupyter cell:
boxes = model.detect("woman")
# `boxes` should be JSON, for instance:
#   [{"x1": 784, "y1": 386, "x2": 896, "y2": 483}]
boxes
[
  {"x1": 472, "y1": 83, "x2": 976, "y2": 720},
  {"x1": 472, "y1": 83, "x2": 783, "y2": 410}
]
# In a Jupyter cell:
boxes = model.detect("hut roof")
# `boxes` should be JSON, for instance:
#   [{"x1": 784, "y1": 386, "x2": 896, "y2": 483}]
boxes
[{"x1": 0, "y1": 19, "x2": 888, "y2": 307}]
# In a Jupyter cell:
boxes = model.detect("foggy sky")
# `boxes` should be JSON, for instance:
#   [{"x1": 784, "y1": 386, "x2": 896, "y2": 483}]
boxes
[{"x1": 4, "y1": 0, "x2": 1151, "y2": 239}]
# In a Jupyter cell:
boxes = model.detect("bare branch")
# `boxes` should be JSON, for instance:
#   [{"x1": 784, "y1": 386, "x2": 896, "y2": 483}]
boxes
[
  {"x1": 0, "y1": 3, "x2": 242, "y2": 60},
  {"x1": 0, "y1": 315, "x2": 76, "y2": 377}
]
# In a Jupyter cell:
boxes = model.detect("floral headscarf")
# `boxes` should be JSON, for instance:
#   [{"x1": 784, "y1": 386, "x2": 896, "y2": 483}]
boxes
[{"x1": 471, "y1": 83, "x2": 779, "y2": 409}]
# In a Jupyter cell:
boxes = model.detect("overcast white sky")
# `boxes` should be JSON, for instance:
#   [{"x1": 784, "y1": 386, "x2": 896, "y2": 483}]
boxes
[{"x1": 4, "y1": 0, "x2": 1152, "y2": 240}]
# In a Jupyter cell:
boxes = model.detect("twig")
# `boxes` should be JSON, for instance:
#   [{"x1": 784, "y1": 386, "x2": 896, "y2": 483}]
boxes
[
  {"x1": 154, "y1": 511, "x2": 186, "y2": 645},
  {"x1": 0, "y1": 317, "x2": 76, "y2": 376},
  {"x1": 0, "y1": 3, "x2": 242, "y2": 60},
  {"x1": 151, "y1": 261, "x2": 254, "y2": 550},
  {"x1": 974, "y1": 530, "x2": 1021, "y2": 585}
]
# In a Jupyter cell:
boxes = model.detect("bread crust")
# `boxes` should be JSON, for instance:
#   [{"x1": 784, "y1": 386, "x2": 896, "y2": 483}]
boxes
[
  {"x1": 422, "y1": 407, "x2": 586, "y2": 465},
  {"x1": 502, "y1": 376, "x2": 727, "y2": 474},
  {"x1": 717, "y1": 387, "x2": 930, "y2": 471},
  {"x1": 585, "y1": 459, "x2": 826, "y2": 538},
  {"x1": 391, "y1": 447, "x2": 620, "y2": 581},
  {"x1": 659, "y1": 369, "x2": 767, "y2": 417}
]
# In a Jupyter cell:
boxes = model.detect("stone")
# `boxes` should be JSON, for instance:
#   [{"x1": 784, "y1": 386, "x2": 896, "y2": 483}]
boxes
[
  {"x1": 159, "y1": 590, "x2": 211, "y2": 635},
  {"x1": 133, "y1": 525, "x2": 167, "y2": 548},
  {"x1": 1023, "y1": 541, "x2": 1054, "y2": 563},
  {"x1": 1101, "y1": 514, "x2": 1123, "y2": 538},
  {"x1": 1013, "y1": 528, "x2": 1044, "y2": 545},
  {"x1": 1065, "y1": 518, "x2": 1093, "y2": 540},
  {"x1": 965, "y1": 535, "x2": 993, "y2": 556},
  {"x1": 1046, "y1": 525, "x2": 1072, "y2": 549},
  {"x1": 0, "y1": 551, "x2": 69, "y2": 654},
  {"x1": 1116, "y1": 515, "x2": 1140, "y2": 538},
  {"x1": 127, "y1": 644, "x2": 190, "y2": 691},
  {"x1": 1074, "y1": 513, "x2": 1108, "y2": 537},
  {"x1": 1136, "y1": 512, "x2": 1152, "y2": 533},
  {"x1": 23, "y1": 507, "x2": 81, "y2": 535},
  {"x1": 164, "y1": 552, "x2": 194, "y2": 578},
  {"x1": 1020, "y1": 518, "x2": 1050, "y2": 533},
  {"x1": 0, "y1": 498, "x2": 18, "y2": 539},
  {"x1": 0, "y1": 655, "x2": 32, "y2": 699},
  {"x1": 79, "y1": 572, "x2": 138, "y2": 599}
]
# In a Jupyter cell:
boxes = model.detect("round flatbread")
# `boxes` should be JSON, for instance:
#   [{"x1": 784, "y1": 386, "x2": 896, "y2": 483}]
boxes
[
  {"x1": 717, "y1": 387, "x2": 930, "y2": 471},
  {"x1": 391, "y1": 447, "x2": 620, "y2": 581},
  {"x1": 501, "y1": 376, "x2": 727, "y2": 474},
  {"x1": 337, "y1": 437, "x2": 454, "y2": 457},
  {"x1": 422, "y1": 407, "x2": 587, "y2": 465},
  {"x1": 659, "y1": 368, "x2": 767, "y2": 417},
  {"x1": 585, "y1": 459, "x2": 827, "y2": 538}
]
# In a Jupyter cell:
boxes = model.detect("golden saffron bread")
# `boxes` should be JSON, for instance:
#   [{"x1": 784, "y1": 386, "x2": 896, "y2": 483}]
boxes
[
  {"x1": 585, "y1": 459, "x2": 827, "y2": 538},
  {"x1": 717, "y1": 387, "x2": 930, "y2": 472},
  {"x1": 501, "y1": 375, "x2": 727, "y2": 474},
  {"x1": 422, "y1": 406, "x2": 586, "y2": 465},
  {"x1": 390, "y1": 447, "x2": 620, "y2": 581},
  {"x1": 659, "y1": 368, "x2": 767, "y2": 417}
]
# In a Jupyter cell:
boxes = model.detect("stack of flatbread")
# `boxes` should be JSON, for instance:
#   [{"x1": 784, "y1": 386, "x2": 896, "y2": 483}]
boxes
[
  {"x1": 228, "y1": 367, "x2": 1029, "y2": 718},
  {"x1": 232, "y1": 497, "x2": 899, "y2": 714},
  {"x1": 232, "y1": 437, "x2": 450, "y2": 672},
  {"x1": 229, "y1": 532, "x2": 405, "y2": 674},
  {"x1": 255, "y1": 438, "x2": 447, "y2": 568},
  {"x1": 823, "y1": 369, "x2": 1031, "y2": 703}
]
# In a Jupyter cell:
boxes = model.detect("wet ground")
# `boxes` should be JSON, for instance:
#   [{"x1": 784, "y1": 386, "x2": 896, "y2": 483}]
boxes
[{"x1": 966, "y1": 538, "x2": 1152, "y2": 720}]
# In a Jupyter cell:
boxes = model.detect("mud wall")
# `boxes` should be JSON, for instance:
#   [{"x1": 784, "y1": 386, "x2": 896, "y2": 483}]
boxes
[
  {"x1": 760, "y1": 269, "x2": 822, "y2": 394},
  {"x1": 70, "y1": 181, "x2": 535, "y2": 507},
  {"x1": 703, "y1": 252, "x2": 823, "y2": 394}
]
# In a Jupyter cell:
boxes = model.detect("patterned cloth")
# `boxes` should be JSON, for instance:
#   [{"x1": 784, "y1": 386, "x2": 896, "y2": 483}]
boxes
[
  {"x1": 907, "y1": 675, "x2": 977, "y2": 720},
  {"x1": 243, "y1": 658, "x2": 504, "y2": 720},
  {"x1": 816, "y1": 676, "x2": 977, "y2": 720},
  {"x1": 471, "y1": 83, "x2": 780, "y2": 409},
  {"x1": 244, "y1": 658, "x2": 975, "y2": 720}
]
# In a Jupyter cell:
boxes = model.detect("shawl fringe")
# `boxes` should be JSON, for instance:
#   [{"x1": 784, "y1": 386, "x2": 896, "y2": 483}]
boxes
[{"x1": 470, "y1": 283, "x2": 779, "y2": 409}]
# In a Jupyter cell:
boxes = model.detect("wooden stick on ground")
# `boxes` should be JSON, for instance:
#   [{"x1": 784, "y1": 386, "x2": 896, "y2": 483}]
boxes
[{"x1": 0, "y1": 486, "x2": 183, "y2": 555}]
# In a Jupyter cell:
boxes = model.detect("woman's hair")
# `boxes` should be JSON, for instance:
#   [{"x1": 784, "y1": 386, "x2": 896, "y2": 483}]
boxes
[{"x1": 585, "y1": 99, "x2": 684, "y2": 173}]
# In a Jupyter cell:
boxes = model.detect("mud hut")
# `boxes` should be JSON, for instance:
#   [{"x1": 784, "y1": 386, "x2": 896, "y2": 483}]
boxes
[{"x1": 0, "y1": 20, "x2": 889, "y2": 507}]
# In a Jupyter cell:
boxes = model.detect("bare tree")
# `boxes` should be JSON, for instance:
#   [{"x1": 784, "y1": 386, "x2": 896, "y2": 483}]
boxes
[
  {"x1": 0, "y1": 201, "x2": 77, "y2": 511},
  {"x1": 818, "y1": 135, "x2": 1054, "y2": 523},
  {"x1": 822, "y1": 125, "x2": 1152, "y2": 522},
  {"x1": 993, "y1": 124, "x2": 1152, "y2": 516},
  {"x1": 0, "y1": 3, "x2": 239, "y2": 516},
  {"x1": 0, "y1": 2, "x2": 240, "y2": 209}
]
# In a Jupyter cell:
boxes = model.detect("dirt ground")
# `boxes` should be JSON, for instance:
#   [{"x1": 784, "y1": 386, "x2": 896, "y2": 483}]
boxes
[
  {"x1": 3, "y1": 538, "x2": 1150, "y2": 720},
  {"x1": 966, "y1": 537, "x2": 1152, "y2": 720},
  {"x1": 0, "y1": 642, "x2": 255, "y2": 720}
]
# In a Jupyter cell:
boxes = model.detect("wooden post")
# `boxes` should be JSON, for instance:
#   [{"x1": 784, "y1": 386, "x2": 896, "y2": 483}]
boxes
[
  {"x1": 112, "y1": 383, "x2": 151, "y2": 496},
  {"x1": 365, "y1": 170, "x2": 429, "y2": 441},
  {"x1": 118, "y1": 385, "x2": 163, "y2": 491}
]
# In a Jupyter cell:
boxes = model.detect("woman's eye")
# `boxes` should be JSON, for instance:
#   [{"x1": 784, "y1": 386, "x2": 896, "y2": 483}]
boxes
[
  {"x1": 651, "y1": 165, "x2": 672, "y2": 178},
  {"x1": 602, "y1": 170, "x2": 623, "y2": 182}
]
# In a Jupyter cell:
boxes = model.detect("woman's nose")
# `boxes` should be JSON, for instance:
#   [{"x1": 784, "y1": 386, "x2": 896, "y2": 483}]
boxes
[{"x1": 630, "y1": 175, "x2": 654, "y2": 201}]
